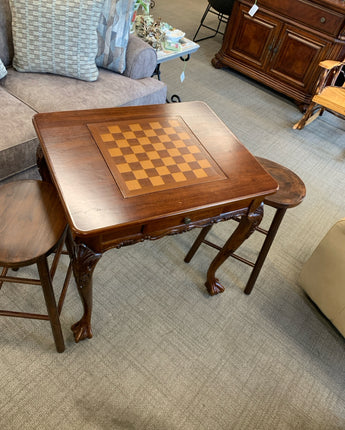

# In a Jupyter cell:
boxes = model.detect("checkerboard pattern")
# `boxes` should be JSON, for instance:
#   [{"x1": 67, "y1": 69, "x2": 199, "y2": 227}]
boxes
[{"x1": 88, "y1": 116, "x2": 225, "y2": 197}]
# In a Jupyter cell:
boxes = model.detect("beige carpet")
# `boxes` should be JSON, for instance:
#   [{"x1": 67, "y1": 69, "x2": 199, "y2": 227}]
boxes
[{"x1": 1, "y1": 1, "x2": 345, "y2": 429}]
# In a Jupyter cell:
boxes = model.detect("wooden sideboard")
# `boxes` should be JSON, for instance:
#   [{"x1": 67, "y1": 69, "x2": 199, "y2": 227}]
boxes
[{"x1": 212, "y1": 0, "x2": 345, "y2": 107}]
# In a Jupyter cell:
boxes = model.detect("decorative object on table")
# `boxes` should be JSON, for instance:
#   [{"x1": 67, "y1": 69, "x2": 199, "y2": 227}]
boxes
[
  {"x1": 0, "y1": 58, "x2": 7, "y2": 79},
  {"x1": 165, "y1": 29, "x2": 185, "y2": 43},
  {"x1": 96, "y1": 0, "x2": 135, "y2": 74},
  {"x1": 9, "y1": 0, "x2": 105, "y2": 82},
  {"x1": 135, "y1": 15, "x2": 165, "y2": 50},
  {"x1": 135, "y1": 15, "x2": 185, "y2": 52},
  {"x1": 135, "y1": 0, "x2": 150, "y2": 14},
  {"x1": 131, "y1": 0, "x2": 150, "y2": 32}
]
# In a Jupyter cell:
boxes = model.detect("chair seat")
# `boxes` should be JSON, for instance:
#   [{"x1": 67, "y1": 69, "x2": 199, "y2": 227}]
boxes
[
  {"x1": 0, "y1": 180, "x2": 67, "y2": 266},
  {"x1": 209, "y1": 0, "x2": 235, "y2": 15},
  {"x1": 313, "y1": 86, "x2": 345, "y2": 115}
]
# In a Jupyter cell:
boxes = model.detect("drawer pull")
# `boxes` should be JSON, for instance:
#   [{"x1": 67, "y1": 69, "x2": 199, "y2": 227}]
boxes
[
  {"x1": 320, "y1": 17, "x2": 326, "y2": 23},
  {"x1": 183, "y1": 217, "x2": 192, "y2": 224}
]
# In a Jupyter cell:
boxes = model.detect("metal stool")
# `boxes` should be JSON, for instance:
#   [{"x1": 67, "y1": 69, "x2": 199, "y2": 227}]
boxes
[
  {"x1": 193, "y1": 0, "x2": 235, "y2": 42},
  {"x1": 185, "y1": 157, "x2": 306, "y2": 294},
  {"x1": 0, "y1": 180, "x2": 72, "y2": 352}
]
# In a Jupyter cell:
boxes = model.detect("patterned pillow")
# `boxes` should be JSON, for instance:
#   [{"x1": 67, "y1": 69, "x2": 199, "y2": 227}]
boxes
[
  {"x1": 9, "y1": 0, "x2": 105, "y2": 82},
  {"x1": 96, "y1": 0, "x2": 134, "y2": 74},
  {"x1": 0, "y1": 59, "x2": 7, "y2": 79}
]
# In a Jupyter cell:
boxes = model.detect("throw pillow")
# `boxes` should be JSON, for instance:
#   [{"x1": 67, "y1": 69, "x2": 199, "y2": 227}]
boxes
[
  {"x1": 0, "y1": 59, "x2": 7, "y2": 79},
  {"x1": 96, "y1": 0, "x2": 134, "y2": 74},
  {"x1": 9, "y1": 0, "x2": 105, "y2": 82}
]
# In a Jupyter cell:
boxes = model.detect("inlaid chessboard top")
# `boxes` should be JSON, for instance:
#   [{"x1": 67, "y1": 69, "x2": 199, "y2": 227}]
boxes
[{"x1": 88, "y1": 116, "x2": 226, "y2": 198}]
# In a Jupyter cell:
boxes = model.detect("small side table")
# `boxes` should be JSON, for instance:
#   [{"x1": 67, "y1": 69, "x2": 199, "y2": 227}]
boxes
[
  {"x1": 155, "y1": 37, "x2": 200, "y2": 102},
  {"x1": 134, "y1": 15, "x2": 199, "y2": 101},
  {"x1": 33, "y1": 101, "x2": 278, "y2": 342}
]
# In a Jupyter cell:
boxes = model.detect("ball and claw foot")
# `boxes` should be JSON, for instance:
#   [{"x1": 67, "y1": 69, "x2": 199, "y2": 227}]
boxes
[
  {"x1": 205, "y1": 278, "x2": 225, "y2": 295},
  {"x1": 71, "y1": 319, "x2": 93, "y2": 343}
]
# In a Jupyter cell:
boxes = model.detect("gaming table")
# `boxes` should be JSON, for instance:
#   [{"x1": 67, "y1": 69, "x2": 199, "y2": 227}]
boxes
[{"x1": 33, "y1": 101, "x2": 278, "y2": 343}]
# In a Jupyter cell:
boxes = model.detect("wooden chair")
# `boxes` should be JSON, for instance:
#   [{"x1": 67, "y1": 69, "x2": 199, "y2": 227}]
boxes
[
  {"x1": 193, "y1": 0, "x2": 235, "y2": 42},
  {"x1": 0, "y1": 180, "x2": 72, "y2": 353},
  {"x1": 293, "y1": 59, "x2": 345, "y2": 130},
  {"x1": 185, "y1": 157, "x2": 306, "y2": 295}
]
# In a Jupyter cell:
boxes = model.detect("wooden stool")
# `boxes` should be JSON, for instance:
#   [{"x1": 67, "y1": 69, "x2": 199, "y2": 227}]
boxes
[
  {"x1": 185, "y1": 157, "x2": 306, "y2": 295},
  {"x1": 0, "y1": 180, "x2": 71, "y2": 352}
]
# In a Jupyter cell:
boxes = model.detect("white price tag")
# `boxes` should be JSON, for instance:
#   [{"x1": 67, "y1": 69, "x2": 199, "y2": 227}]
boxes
[
  {"x1": 180, "y1": 71, "x2": 185, "y2": 83},
  {"x1": 248, "y1": 3, "x2": 259, "y2": 16}
]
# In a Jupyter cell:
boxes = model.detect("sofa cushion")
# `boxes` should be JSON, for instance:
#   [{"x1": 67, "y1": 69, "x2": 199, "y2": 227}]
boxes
[
  {"x1": 0, "y1": 87, "x2": 38, "y2": 180},
  {"x1": 3, "y1": 67, "x2": 167, "y2": 112},
  {"x1": 96, "y1": 0, "x2": 134, "y2": 74},
  {"x1": 9, "y1": 0, "x2": 105, "y2": 82}
]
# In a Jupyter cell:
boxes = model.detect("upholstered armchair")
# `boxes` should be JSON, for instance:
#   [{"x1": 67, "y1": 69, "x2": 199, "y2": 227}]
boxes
[{"x1": 298, "y1": 218, "x2": 345, "y2": 338}]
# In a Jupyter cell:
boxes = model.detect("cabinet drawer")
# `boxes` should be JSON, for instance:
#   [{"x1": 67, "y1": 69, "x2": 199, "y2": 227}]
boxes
[{"x1": 261, "y1": 0, "x2": 344, "y2": 36}]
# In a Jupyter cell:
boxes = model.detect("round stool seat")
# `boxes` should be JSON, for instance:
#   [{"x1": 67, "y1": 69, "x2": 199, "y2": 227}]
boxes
[
  {"x1": 185, "y1": 157, "x2": 306, "y2": 296},
  {"x1": 209, "y1": 0, "x2": 235, "y2": 15},
  {"x1": 0, "y1": 180, "x2": 67, "y2": 266},
  {"x1": 256, "y1": 157, "x2": 306, "y2": 209}
]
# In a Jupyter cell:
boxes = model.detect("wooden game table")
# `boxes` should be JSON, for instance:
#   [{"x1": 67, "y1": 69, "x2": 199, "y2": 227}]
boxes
[{"x1": 33, "y1": 101, "x2": 278, "y2": 343}]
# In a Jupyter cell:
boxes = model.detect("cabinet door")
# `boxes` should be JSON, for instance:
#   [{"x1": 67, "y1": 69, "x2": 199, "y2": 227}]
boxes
[
  {"x1": 226, "y1": 4, "x2": 281, "y2": 70},
  {"x1": 267, "y1": 25, "x2": 331, "y2": 91}
]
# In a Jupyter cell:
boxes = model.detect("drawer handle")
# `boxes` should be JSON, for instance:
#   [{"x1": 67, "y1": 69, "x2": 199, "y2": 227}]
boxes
[
  {"x1": 183, "y1": 217, "x2": 192, "y2": 224},
  {"x1": 320, "y1": 17, "x2": 326, "y2": 23}
]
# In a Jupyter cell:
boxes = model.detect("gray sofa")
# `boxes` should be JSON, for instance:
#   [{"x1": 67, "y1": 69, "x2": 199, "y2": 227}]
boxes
[{"x1": 0, "y1": 0, "x2": 167, "y2": 181}]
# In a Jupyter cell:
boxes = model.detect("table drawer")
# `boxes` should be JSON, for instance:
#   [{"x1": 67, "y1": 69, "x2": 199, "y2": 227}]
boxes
[
  {"x1": 142, "y1": 204, "x2": 245, "y2": 239},
  {"x1": 100, "y1": 224, "x2": 144, "y2": 249},
  {"x1": 261, "y1": 0, "x2": 344, "y2": 36}
]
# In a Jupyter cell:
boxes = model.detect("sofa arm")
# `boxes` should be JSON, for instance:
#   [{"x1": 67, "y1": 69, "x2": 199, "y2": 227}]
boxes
[{"x1": 123, "y1": 34, "x2": 157, "y2": 79}]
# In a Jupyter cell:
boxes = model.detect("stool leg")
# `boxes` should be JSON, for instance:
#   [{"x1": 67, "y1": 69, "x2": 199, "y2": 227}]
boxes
[
  {"x1": 37, "y1": 256, "x2": 65, "y2": 353},
  {"x1": 184, "y1": 225, "x2": 213, "y2": 263},
  {"x1": 244, "y1": 208, "x2": 286, "y2": 295},
  {"x1": 214, "y1": 12, "x2": 224, "y2": 37},
  {"x1": 0, "y1": 266, "x2": 9, "y2": 289},
  {"x1": 193, "y1": 4, "x2": 211, "y2": 41}
]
